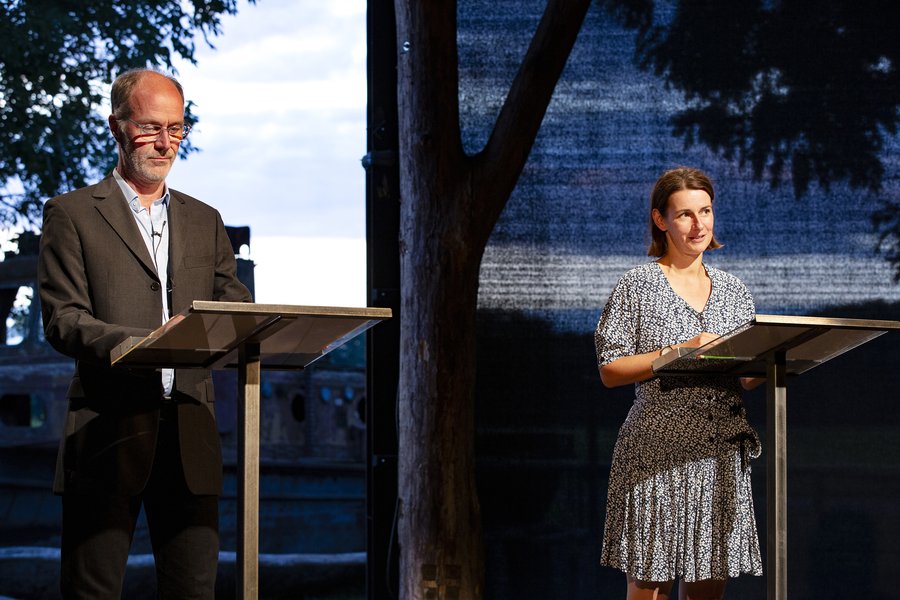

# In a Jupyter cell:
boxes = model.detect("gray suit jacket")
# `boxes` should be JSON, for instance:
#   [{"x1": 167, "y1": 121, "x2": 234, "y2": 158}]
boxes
[{"x1": 38, "y1": 174, "x2": 252, "y2": 495}]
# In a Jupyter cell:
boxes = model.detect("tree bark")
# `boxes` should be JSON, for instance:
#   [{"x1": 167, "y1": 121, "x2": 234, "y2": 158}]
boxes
[{"x1": 393, "y1": 1, "x2": 590, "y2": 598}]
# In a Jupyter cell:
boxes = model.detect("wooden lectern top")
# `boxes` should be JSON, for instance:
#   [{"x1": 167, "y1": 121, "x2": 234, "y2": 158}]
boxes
[
  {"x1": 110, "y1": 300, "x2": 393, "y2": 370},
  {"x1": 652, "y1": 314, "x2": 900, "y2": 378}
]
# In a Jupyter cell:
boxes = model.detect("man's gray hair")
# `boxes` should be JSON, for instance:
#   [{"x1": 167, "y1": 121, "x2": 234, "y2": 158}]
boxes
[{"x1": 110, "y1": 68, "x2": 185, "y2": 120}]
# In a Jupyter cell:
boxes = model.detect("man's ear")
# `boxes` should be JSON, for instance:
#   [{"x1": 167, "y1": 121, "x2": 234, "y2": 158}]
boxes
[{"x1": 108, "y1": 115, "x2": 122, "y2": 144}]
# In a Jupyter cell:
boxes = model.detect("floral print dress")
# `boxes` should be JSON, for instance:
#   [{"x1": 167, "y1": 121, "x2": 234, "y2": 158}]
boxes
[{"x1": 594, "y1": 261, "x2": 763, "y2": 582}]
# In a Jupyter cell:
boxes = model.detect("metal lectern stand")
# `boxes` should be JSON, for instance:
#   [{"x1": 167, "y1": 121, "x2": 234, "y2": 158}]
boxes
[
  {"x1": 111, "y1": 300, "x2": 392, "y2": 600},
  {"x1": 652, "y1": 314, "x2": 900, "y2": 600}
]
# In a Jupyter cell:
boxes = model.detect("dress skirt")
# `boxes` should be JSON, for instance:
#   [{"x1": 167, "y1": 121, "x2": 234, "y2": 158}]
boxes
[{"x1": 601, "y1": 445, "x2": 763, "y2": 582}]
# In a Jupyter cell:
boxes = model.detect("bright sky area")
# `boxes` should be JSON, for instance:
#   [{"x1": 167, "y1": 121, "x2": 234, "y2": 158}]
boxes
[{"x1": 165, "y1": 0, "x2": 367, "y2": 307}]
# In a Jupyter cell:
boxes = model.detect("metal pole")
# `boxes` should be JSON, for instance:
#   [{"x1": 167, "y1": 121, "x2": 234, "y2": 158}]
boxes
[
  {"x1": 237, "y1": 342, "x2": 261, "y2": 600},
  {"x1": 766, "y1": 350, "x2": 788, "y2": 600},
  {"x1": 365, "y1": 1, "x2": 401, "y2": 598}
]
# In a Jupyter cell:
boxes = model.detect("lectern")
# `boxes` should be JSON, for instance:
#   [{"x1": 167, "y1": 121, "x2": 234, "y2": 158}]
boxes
[
  {"x1": 652, "y1": 314, "x2": 900, "y2": 600},
  {"x1": 111, "y1": 300, "x2": 392, "y2": 600}
]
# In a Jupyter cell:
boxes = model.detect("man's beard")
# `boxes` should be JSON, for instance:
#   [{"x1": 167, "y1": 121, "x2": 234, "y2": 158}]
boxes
[{"x1": 119, "y1": 138, "x2": 174, "y2": 184}]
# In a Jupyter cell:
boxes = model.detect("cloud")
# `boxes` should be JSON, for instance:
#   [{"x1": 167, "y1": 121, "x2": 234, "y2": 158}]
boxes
[{"x1": 163, "y1": 1, "x2": 368, "y2": 304}]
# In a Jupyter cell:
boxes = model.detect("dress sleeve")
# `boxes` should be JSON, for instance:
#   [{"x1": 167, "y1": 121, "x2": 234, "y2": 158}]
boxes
[
  {"x1": 594, "y1": 275, "x2": 639, "y2": 366},
  {"x1": 733, "y1": 275, "x2": 756, "y2": 324}
]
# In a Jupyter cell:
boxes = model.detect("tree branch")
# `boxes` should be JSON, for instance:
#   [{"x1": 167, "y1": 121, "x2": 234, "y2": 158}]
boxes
[{"x1": 471, "y1": 0, "x2": 591, "y2": 245}]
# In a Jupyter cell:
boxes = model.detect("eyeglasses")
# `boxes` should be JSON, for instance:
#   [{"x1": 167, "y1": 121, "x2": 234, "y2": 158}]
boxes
[{"x1": 120, "y1": 118, "x2": 192, "y2": 140}]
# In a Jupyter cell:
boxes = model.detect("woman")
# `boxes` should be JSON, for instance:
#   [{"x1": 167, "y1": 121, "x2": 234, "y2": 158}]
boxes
[{"x1": 594, "y1": 167, "x2": 762, "y2": 599}]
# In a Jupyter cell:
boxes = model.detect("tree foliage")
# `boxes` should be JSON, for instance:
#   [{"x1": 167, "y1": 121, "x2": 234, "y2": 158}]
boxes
[
  {"x1": 0, "y1": 0, "x2": 253, "y2": 227},
  {"x1": 603, "y1": 0, "x2": 900, "y2": 277}
]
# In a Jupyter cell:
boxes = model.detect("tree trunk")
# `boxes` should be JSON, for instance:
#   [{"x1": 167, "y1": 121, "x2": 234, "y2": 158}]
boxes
[{"x1": 393, "y1": 1, "x2": 591, "y2": 598}]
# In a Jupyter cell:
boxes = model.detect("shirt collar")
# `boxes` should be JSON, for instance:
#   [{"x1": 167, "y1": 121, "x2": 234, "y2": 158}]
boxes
[{"x1": 112, "y1": 169, "x2": 170, "y2": 214}]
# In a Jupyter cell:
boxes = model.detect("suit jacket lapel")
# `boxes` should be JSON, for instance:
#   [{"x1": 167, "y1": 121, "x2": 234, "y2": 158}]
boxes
[
  {"x1": 167, "y1": 190, "x2": 188, "y2": 300},
  {"x1": 92, "y1": 174, "x2": 159, "y2": 279},
  {"x1": 168, "y1": 189, "x2": 212, "y2": 315}
]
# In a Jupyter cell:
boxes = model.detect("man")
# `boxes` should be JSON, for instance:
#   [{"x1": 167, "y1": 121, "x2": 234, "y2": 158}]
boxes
[{"x1": 38, "y1": 68, "x2": 252, "y2": 599}]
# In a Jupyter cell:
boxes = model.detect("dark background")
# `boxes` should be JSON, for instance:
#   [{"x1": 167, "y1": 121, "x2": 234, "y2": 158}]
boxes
[{"x1": 463, "y1": 1, "x2": 900, "y2": 597}]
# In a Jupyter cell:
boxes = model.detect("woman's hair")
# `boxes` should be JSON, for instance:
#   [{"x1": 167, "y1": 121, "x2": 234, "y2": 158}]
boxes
[{"x1": 647, "y1": 166, "x2": 722, "y2": 257}]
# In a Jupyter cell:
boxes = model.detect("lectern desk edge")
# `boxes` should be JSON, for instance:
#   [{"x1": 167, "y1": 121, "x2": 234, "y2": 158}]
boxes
[
  {"x1": 111, "y1": 300, "x2": 393, "y2": 370},
  {"x1": 110, "y1": 301, "x2": 393, "y2": 600},
  {"x1": 652, "y1": 314, "x2": 900, "y2": 377},
  {"x1": 652, "y1": 314, "x2": 900, "y2": 600}
]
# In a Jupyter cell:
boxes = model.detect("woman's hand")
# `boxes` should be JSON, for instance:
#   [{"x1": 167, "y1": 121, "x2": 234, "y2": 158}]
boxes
[
  {"x1": 598, "y1": 332, "x2": 721, "y2": 389},
  {"x1": 683, "y1": 333, "x2": 765, "y2": 390},
  {"x1": 599, "y1": 351, "x2": 660, "y2": 388},
  {"x1": 741, "y1": 377, "x2": 765, "y2": 390},
  {"x1": 681, "y1": 331, "x2": 720, "y2": 349}
]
